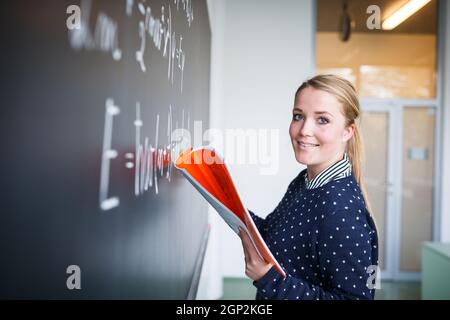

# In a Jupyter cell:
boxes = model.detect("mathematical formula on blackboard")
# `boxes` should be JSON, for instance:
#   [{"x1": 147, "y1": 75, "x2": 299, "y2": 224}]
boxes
[
  {"x1": 98, "y1": 98, "x2": 191, "y2": 211},
  {"x1": 67, "y1": 0, "x2": 198, "y2": 211},
  {"x1": 69, "y1": 0, "x2": 189, "y2": 92}
]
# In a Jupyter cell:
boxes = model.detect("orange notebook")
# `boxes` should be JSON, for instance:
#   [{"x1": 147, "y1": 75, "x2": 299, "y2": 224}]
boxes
[{"x1": 174, "y1": 146, "x2": 286, "y2": 278}]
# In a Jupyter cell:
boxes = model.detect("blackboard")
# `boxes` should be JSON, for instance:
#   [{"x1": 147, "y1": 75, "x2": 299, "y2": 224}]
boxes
[{"x1": 0, "y1": 0, "x2": 211, "y2": 299}]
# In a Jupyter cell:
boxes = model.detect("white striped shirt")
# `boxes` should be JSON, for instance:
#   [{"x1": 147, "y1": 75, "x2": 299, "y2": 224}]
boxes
[{"x1": 304, "y1": 153, "x2": 352, "y2": 189}]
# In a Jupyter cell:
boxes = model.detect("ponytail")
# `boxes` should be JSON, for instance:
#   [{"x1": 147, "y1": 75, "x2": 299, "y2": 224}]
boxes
[{"x1": 347, "y1": 122, "x2": 372, "y2": 215}]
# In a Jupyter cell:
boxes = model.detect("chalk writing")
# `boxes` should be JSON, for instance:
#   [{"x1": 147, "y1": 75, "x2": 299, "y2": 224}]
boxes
[{"x1": 68, "y1": 0, "x2": 122, "y2": 61}]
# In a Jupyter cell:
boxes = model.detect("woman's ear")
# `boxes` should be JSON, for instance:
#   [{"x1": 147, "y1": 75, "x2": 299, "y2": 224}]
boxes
[{"x1": 342, "y1": 123, "x2": 355, "y2": 143}]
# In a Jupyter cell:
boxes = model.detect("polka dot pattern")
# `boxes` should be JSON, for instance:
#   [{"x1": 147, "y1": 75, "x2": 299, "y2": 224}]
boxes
[{"x1": 249, "y1": 170, "x2": 379, "y2": 300}]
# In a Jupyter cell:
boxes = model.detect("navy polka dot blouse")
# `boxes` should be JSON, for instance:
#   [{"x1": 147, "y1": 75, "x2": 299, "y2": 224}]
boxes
[{"x1": 249, "y1": 169, "x2": 379, "y2": 300}]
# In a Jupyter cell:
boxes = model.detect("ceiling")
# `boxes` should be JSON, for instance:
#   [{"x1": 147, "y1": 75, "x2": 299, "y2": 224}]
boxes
[{"x1": 317, "y1": 0, "x2": 437, "y2": 34}]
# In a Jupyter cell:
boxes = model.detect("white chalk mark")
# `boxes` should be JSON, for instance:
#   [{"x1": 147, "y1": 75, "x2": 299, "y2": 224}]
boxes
[
  {"x1": 113, "y1": 49, "x2": 122, "y2": 61},
  {"x1": 125, "y1": 153, "x2": 134, "y2": 169},
  {"x1": 131, "y1": 102, "x2": 190, "y2": 198},
  {"x1": 101, "y1": 197, "x2": 120, "y2": 211},
  {"x1": 174, "y1": 0, "x2": 194, "y2": 27},
  {"x1": 126, "y1": 0, "x2": 134, "y2": 16},
  {"x1": 141, "y1": 137, "x2": 149, "y2": 192},
  {"x1": 68, "y1": 0, "x2": 122, "y2": 61},
  {"x1": 135, "y1": 2, "x2": 186, "y2": 92},
  {"x1": 106, "y1": 99, "x2": 120, "y2": 115},
  {"x1": 154, "y1": 114, "x2": 159, "y2": 194},
  {"x1": 148, "y1": 145, "x2": 155, "y2": 188},
  {"x1": 167, "y1": 105, "x2": 172, "y2": 180},
  {"x1": 144, "y1": 138, "x2": 152, "y2": 191},
  {"x1": 176, "y1": 35, "x2": 185, "y2": 92},
  {"x1": 134, "y1": 102, "x2": 142, "y2": 196},
  {"x1": 136, "y1": 20, "x2": 147, "y2": 72},
  {"x1": 138, "y1": 2, "x2": 145, "y2": 14},
  {"x1": 99, "y1": 98, "x2": 121, "y2": 211},
  {"x1": 105, "y1": 150, "x2": 118, "y2": 159}
]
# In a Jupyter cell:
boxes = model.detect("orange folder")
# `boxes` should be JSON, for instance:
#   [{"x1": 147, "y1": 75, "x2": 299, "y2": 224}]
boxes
[{"x1": 174, "y1": 146, "x2": 286, "y2": 278}]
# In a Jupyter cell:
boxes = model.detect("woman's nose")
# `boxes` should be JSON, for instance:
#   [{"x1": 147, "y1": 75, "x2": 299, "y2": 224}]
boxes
[{"x1": 299, "y1": 118, "x2": 314, "y2": 137}]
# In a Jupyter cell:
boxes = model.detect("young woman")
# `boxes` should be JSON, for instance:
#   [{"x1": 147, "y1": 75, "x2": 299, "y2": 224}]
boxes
[{"x1": 239, "y1": 74, "x2": 379, "y2": 300}]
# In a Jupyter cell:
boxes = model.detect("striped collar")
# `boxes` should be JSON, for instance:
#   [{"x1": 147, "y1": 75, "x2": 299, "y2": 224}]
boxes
[{"x1": 304, "y1": 153, "x2": 352, "y2": 189}]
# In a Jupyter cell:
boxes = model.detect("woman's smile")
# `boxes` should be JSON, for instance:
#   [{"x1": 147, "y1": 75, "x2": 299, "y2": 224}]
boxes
[{"x1": 297, "y1": 141, "x2": 320, "y2": 150}]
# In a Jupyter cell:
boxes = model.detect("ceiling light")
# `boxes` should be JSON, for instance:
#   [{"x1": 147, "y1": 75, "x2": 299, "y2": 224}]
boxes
[{"x1": 382, "y1": 0, "x2": 431, "y2": 30}]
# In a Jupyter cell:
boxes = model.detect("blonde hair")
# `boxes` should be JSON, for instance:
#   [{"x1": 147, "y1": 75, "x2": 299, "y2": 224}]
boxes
[{"x1": 295, "y1": 74, "x2": 372, "y2": 214}]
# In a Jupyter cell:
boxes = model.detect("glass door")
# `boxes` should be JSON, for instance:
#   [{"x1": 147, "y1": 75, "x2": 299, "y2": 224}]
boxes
[
  {"x1": 399, "y1": 106, "x2": 436, "y2": 276},
  {"x1": 360, "y1": 103, "x2": 436, "y2": 281},
  {"x1": 360, "y1": 104, "x2": 397, "y2": 279}
]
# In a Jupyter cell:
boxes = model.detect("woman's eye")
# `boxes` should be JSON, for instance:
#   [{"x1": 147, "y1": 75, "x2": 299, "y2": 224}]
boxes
[
  {"x1": 318, "y1": 116, "x2": 329, "y2": 124},
  {"x1": 293, "y1": 114, "x2": 303, "y2": 121}
]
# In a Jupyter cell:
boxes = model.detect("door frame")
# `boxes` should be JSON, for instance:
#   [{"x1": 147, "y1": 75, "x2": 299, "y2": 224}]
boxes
[
  {"x1": 361, "y1": 99, "x2": 440, "y2": 281},
  {"x1": 360, "y1": 102, "x2": 398, "y2": 280}
]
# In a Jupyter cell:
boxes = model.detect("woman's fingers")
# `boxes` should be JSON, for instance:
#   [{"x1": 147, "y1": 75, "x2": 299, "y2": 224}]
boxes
[
  {"x1": 239, "y1": 228, "x2": 258, "y2": 262},
  {"x1": 239, "y1": 229, "x2": 250, "y2": 261}
]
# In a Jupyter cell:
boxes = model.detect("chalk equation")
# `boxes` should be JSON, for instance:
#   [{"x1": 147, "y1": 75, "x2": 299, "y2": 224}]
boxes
[
  {"x1": 67, "y1": 0, "x2": 198, "y2": 211},
  {"x1": 135, "y1": 2, "x2": 186, "y2": 92},
  {"x1": 99, "y1": 98, "x2": 191, "y2": 211},
  {"x1": 68, "y1": 0, "x2": 189, "y2": 92},
  {"x1": 68, "y1": 0, "x2": 122, "y2": 61},
  {"x1": 128, "y1": 0, "x2": 194, "y2": 27},
  {"x1": 174, "y1": 0, "x2": 194, "y2": 27}
]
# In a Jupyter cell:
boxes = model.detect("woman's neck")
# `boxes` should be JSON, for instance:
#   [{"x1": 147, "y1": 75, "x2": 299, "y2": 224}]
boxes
[{"x1": 307, "y1": 152, "x2": 345, "y2": 181}]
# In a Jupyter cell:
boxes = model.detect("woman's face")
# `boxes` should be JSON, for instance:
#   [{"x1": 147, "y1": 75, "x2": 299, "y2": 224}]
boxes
[{"x1": 289, "y1": 87, "x2": 354, "y2": 178}]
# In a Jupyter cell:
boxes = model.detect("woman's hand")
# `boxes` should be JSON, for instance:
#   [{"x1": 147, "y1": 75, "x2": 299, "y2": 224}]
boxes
[{"x1": 239, "y1": 228, "x2": 273, "y2": 282}]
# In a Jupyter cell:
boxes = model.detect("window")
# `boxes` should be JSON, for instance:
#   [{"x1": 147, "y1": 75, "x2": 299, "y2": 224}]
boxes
[{"x1": 316, "y1": 0, "x2": 437, "y2": 99}]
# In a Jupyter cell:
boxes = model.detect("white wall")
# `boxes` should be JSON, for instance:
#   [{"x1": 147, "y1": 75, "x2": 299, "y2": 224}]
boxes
[
  {"x1": 440, "y1": 0, "x2": 450, "y2": 242},
  {"x1": 216, "y1": 0, "x2": 314, "y2": 277}
]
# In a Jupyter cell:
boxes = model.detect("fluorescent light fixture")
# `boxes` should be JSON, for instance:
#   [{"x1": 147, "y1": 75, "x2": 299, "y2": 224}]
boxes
[{"x1": 382, "y1": 0, "x2": 432, "y2": 30}]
